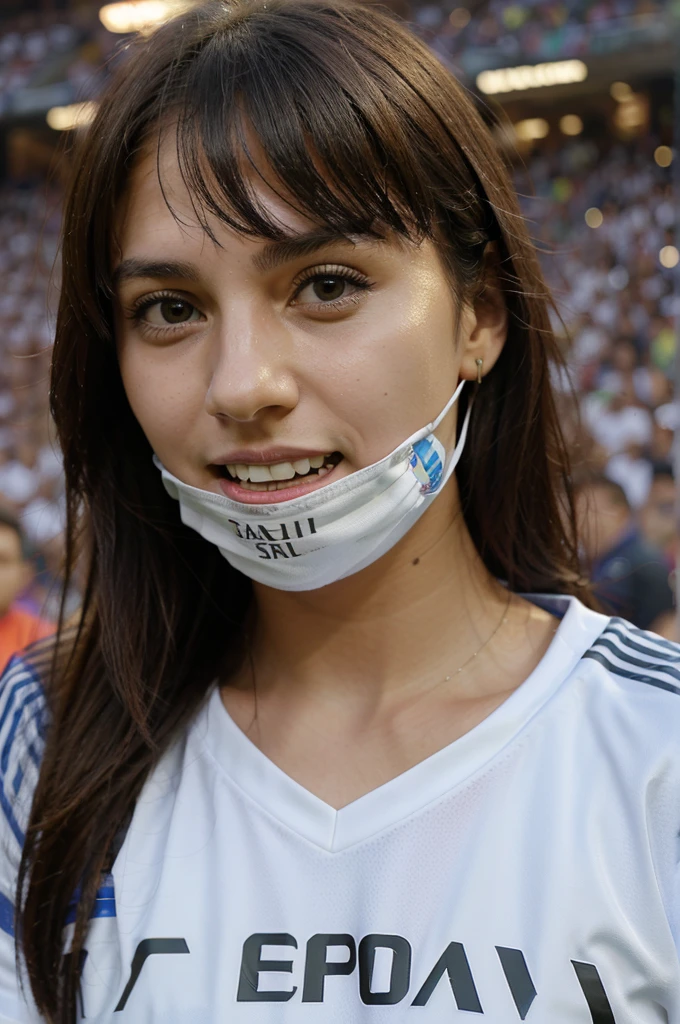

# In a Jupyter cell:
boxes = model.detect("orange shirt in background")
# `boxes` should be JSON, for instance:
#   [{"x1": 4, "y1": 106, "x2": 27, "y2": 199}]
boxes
[{"x1": 0, "y1": 605, "x2": 54, "y2": 674}]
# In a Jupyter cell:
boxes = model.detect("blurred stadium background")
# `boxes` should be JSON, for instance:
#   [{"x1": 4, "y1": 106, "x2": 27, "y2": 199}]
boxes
[{"x1": 0, "y1": 0, "x2": 677, "y2": 657}]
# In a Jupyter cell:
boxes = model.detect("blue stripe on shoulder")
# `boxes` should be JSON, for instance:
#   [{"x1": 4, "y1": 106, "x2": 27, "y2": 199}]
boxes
[
  {"x1": 583, "y1": 618, "x2": 680, "y2": 697},
  {"x1": 0, "y1": 656, "x2": 47, "y2": 849},
  {"x1": 606, "y1": 617, "x2": 680, "y2": 661},
  {"x1": 0, "y1": 891, "x2": 14, "y2": 938}
]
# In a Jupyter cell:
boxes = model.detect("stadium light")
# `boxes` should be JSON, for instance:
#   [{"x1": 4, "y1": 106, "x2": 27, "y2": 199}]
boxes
[
  {"x1": 46, "y1": 101, "x2": 98, "y2": 131},
  {"x1": 476, "y1": 60, "x2": 587, "y2": 96},
  {"x1": 514, "y1": 118, "x2": 549, "y2": 141},
  {"x1": 99, "y1": 0, "x2": 191, "y2": 33}
]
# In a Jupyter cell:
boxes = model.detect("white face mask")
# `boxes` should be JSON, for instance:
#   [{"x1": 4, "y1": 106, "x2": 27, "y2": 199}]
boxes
[{"x1": 155, "y1": 379, "x2": 472, "y2": 591}]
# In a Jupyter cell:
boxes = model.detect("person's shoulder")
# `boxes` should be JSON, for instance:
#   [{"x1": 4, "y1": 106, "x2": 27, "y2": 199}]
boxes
[
  {"x1": 0, "y1": 605, "x2": 55, "y2": 655},
  {"x1": 579, "y1": 615, "x2": 680, "y2": 716},
  {"x1": 0, "y1": 647, "x2": 48, "y2": 852}
]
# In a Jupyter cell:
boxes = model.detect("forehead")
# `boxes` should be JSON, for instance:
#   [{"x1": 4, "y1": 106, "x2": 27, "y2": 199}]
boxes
[
  {"x1": 114, "y1": 136, "x2": 315, "y2": 256},
  {"x1": 112, "y1": 126, "x2": 431, "y2": 275}
]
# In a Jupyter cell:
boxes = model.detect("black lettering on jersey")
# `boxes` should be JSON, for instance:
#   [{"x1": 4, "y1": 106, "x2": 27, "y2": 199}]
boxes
[
  {"x1": 359, "y1": 934, "x2": 411, "y2": 1005},
  {"x1": 237, "y1": 933, "x2": 298, "y2": 1002},
  {"x1": 411, "y1": 942, "x2": 482, "y2": 1012},
  {"x1": 496, "y1": 947, "x2": 537, "y2": 1020},
  {"x1": 114, "y1": 938, "x2": 190, "y2": 1012},
  {"x1": 571, "y1": 961, "x2": 616, "y2": 1023},
  {"x1": 302, "y1": 933, "x2": 357, "y2": 1002},
  {"x1": 101, "y1": 930, "x2": 617, "y2": 1018}
]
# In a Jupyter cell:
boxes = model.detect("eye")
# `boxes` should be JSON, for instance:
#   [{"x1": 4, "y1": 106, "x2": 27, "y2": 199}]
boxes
[
  {"x1": 291, "y1": 265, "x2": 372, "y2": 308},
  {"x1": 144, "y1": 298, "x2": 201, "y2": 326},
  {"x1": 302, "y1": 276, "x2": 350, "y2": 303}
]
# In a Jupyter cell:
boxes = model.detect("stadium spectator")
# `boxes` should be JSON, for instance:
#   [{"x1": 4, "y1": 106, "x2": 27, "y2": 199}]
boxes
[
  {"x1": 0, "y1": 507, "x2": 53, "y2": 672},
  {"x1": 640, "y1": 461, "x2": 677, "y2": 566},
  {"x1": 413, "y1": 0, "x2": 666, "y2": 63},
  {"x1": 575, "y1": 475, "x2": 675, "y2": 631}
]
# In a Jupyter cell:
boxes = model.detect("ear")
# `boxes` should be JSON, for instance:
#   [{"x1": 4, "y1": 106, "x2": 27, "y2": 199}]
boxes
[{"x1": 457, "y1": 243, "x2": 508, "y2": 383}]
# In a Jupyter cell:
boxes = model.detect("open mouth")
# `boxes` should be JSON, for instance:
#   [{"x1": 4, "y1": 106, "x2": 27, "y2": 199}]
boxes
[{"x1": 219, "y1": 452, "x2": 344, "y2": 492}]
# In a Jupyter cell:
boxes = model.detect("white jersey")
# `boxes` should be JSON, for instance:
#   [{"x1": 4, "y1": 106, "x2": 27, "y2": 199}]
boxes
[{"x1": 2, "y1": 595, "x2": 680, "y2": 1022}]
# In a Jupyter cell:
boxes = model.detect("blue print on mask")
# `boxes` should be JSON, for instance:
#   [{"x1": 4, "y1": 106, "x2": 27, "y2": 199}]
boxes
[{"x1": 410, "y1": 437, "x2": 444, "y2": 493}]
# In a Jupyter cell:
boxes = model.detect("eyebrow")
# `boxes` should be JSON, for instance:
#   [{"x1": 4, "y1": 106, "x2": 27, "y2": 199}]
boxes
[
  {"x1": 251, "y1": 230, "x2": 365, "y2": 273},
  {"x1": 112, "y1": 231, "x2": 381, "y2": 288},
  {"x1": 112, "y1": 258, "x2": 199, "y2": 288}
]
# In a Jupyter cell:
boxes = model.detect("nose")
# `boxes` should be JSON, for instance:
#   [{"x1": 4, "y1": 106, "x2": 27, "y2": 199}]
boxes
[{"x1": 204, "y1": 309, "x2": 299, "y2": 423}]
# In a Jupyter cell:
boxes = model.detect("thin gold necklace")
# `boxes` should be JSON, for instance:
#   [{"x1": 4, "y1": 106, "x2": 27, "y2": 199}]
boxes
[{"x1": 442, "y1": 591, "x2": 512, "y2": 683}]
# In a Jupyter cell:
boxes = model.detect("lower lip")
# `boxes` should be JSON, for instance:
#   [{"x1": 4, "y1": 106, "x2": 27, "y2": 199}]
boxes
[{"x1": 217, "y1": 459, "x2": 345, "y2": 504}]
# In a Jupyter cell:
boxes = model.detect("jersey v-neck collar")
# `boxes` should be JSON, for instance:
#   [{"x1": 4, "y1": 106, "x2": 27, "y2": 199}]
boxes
[{"x1": 200, "y1": 595, "x2": 608, "y2": 853}]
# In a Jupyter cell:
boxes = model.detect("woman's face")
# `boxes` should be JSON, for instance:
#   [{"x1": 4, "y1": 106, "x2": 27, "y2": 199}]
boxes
[{"x1": 114, "y1": 141, "x2": 500, "y2": 504}]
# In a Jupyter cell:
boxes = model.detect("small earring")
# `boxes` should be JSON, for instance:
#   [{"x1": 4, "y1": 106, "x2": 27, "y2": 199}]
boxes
[{"x1": 475, "y1": 358, "x2": 484, "y2": 384}]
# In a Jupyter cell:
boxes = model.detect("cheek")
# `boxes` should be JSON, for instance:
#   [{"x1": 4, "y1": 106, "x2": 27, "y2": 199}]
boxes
[
  {"x1": 309, "y1": 271, "x2": 458, "y2": 454},
  {"x1": 118, "y1": 339, "x2": 206, "y2": 454}
]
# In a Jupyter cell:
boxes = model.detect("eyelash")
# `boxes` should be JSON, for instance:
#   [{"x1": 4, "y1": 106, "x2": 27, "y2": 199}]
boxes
[{"x1": 125, "y1": 264, "x2": 374, "y2": 337}]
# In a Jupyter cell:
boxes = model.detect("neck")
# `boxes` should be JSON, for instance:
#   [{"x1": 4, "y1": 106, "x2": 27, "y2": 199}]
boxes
[{"x1": 240, "y1": 481, "x2": 512, "y2": 713}]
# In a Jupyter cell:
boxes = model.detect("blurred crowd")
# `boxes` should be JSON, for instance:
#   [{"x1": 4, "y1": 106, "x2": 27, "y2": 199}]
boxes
[
  {"x1": 0, "y1": 20, "x2": 78, "y2": 104},
  {"x1": 517, "y1": 135, "x2": 678, "y2": 633},
  {"x1": 0, "y1": 181, "x2": 68, "y2": 647},
  {"x1": 414, "y1": 0, "x2": 667, "y2": 65},
  {"x1": 0, "y1": 7, "x2": 117, "y2": 118}
]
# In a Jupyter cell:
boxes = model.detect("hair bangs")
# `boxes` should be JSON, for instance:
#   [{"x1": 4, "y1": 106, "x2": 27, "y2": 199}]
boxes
[{"x1": 164, "y1": 8, "x2": 436, "y2": 244}]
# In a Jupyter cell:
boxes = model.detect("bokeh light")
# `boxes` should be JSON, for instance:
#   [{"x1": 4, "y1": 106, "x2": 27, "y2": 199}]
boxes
[
  {"x1": 659, "y1": 246, "x2": 679, "y2": 269},
  {"x1": 560, "y1": 115, "x2": 583, "y2": 136},
  {"x1": 654, "y1": 146, "x2": 673, "y2": 168},
  {"x1": 585, "y1": 208, "x2": 604, "y2": 229},
  {"x1": 449, "y1": 8, "x2": 471, "y2": 29},
  {"x1": 46, "y1": 101, "x2": 98, "y2": 131},
  {"x1": 610, "y1": 81, "x2": 632, "y2": 102},
  {"x1": 99, "y1": 1, "x2": 179, "y2": 33},
  {"x1": 514, "y1": 118, "x2": 550, "y2": 141}
]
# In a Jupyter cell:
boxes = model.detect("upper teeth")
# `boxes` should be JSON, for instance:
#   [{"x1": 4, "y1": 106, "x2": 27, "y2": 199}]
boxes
[{"x1": 226, "y1": 454, "x2": 328, "y2": 483}]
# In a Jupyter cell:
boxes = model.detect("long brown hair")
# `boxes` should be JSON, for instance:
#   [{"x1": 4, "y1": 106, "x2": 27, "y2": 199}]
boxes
[{"x1": 18, "y1": 0, "x2": 586, "y2": 1018}]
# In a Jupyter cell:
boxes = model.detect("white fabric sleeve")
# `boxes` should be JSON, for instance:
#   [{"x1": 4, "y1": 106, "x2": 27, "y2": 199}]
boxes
[{"x1": 0, "y1": 655, "x2": 47, "y2": 1022}]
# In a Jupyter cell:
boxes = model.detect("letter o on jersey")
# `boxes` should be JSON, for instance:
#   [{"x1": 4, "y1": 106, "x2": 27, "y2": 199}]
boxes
[{"x1": 359, "y1": 935, "x2": 412, "y2": 1005}]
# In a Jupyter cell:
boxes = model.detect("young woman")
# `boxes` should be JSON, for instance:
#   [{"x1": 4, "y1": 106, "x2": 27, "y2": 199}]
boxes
[{"x1": 1, "y1": 0, "x2": 679, "y2": 1020}]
